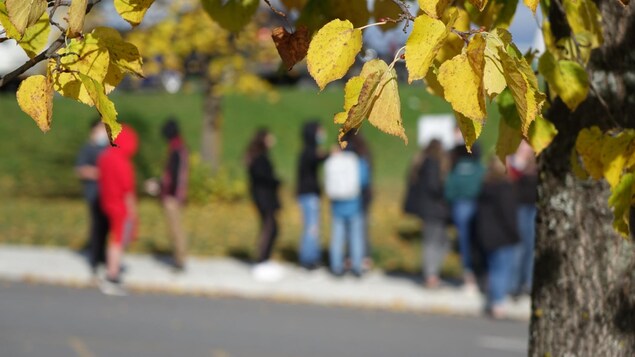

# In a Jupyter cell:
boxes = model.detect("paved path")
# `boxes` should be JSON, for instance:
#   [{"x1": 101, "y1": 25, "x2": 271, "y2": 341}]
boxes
[
  {"x1": 0, "y1": 281, "x2": 529, "y2": 357},
  {"x1": 0, "y1": 244, "x2": 530, "y2": 320}
]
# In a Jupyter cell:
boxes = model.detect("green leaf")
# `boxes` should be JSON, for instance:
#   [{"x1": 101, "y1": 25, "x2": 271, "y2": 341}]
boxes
[
  {"x1": 202, "y1": 0, "x2": 258, "y2": 33},
  {"x1": 564, "y1": 0, "x2": 603, "y2": 49},
  {"x1": 307, "y1": 19, "x2": 362, "y2": 90},
  {"x1": 495, "y1": 89, "x2": 522, "y2": 162},
  {"x1": 538, "y1": 51, "x2": 589, "y2": 111},
  {"x1": 527, "y1": 115, "x2": 557, "y2": 155}
]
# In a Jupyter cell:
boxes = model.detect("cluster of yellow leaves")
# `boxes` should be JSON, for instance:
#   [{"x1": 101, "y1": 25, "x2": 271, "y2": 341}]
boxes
[
  {"x1": 3, "y1": 0, "x2": 153, "y2": 139},
  {"x1": 575, "y1": 127, "x2": 635, "y2": 236}
]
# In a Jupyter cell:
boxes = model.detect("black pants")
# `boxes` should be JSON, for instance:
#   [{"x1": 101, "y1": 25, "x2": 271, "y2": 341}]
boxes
[
  {"x1": 257, "y1": 209, "x2": 278, "y2": 263},
  {"x1": 88, "y1": 198, "x2": 109, "y2": 269}
]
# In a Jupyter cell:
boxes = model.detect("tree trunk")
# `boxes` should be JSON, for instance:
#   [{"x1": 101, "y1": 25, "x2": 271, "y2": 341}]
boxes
[
  {"x1": 529, "y1": 1, "x2": 635, "y2": 356},
  {"x1": 201, "y1": 80, "x2": 223, "y2": 171}
]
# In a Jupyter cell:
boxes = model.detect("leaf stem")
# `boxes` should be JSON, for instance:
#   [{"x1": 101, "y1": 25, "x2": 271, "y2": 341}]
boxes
[
  {"x1": 388, "y1": 46, "x2": 406, "y2": 72},
  {"x1": 357, "y1": 21, "x2": 388, "y2": 31}
]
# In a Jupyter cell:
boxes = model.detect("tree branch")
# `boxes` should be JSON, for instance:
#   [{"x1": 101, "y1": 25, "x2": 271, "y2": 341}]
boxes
[{"x1": 390, "y1": 0, "x2": 415, "y2": 31}]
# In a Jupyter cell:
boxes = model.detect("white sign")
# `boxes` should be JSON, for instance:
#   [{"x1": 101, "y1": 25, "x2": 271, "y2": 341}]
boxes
[{"x1": 417, "y1": 114, "x2": 456, "y2": 150}]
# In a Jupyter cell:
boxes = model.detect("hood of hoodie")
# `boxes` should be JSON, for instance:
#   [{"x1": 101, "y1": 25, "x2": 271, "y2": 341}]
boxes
[
  {"x1": 113, "y1": 125, "x2": 138, "y2": 158},
  {"x1": 302, "y1": 121, "x2": 320, "y2": 148}
]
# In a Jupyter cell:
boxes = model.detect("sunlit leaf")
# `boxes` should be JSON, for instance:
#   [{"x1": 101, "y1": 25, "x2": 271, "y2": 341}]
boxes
[
  {"x1": 523, "y1": 0, "x2": 539, "y2": 14},
  {"x1": 114, "y1": 0, "x2": 156, "y2": 27},
  {"x1": 5, "y1": 0, "x2": 46, "y2": 35},
  {"x1": 16, "y1": 74, "x2": 53, "y2": 132},
  {"x1": 67, "y1": 0, "x2": 87, "y2": 38},
  {"x1": 334, "y1": 76, "x2": 365, "y2": 124},
  {"x1": 418, "y1": 0, "x2": 451, "y2": 18},
  {"x1": 77, "y1": 73, "x2": 122, "y2": 142},
  {"x1": 564, "y1": 0, "x2": 603, "y2": 48},
  {"x1": 307, "y1": 19, "x2": 362, "y2": 90},
  {"x1": 538, "y1": 51, "x2": 589, "y2": 111},
  {"x1": 601, "y1": 132, "x2": 634, "y2": 188},
  {"x1": 527, "y1": 115, "x2": 557, "y2": 155},
  {"x1": 576, "y1": 126, "x2": 604, "y2": 180}
]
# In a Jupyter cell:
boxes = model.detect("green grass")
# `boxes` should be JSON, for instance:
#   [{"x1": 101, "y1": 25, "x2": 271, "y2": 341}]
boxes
[{"x1": 0, "y1": 84, "x2": 501, "y2": 275}]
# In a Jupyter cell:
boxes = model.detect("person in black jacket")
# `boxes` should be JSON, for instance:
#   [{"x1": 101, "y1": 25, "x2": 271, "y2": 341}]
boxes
[
  {"x1": 296, "y1": 121, "x2": 328, "y2": 269},
  {"x1": 475, "y1": 158, "x2": 520, "y2": 318},
  {"x1": 246, "y1": 128, "x2": 281, "y2": 269},
  {"x1": 407, "y1": 139, "x2": 450, "y2": 288}
]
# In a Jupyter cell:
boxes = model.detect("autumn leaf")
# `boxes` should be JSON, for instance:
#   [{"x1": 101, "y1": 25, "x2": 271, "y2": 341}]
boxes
[
  {"x1": 455, "y1": 111, "x2": 482, "y2": 153},
  {"x1": 564, "y1": 0, "x2": 603, "y2": 48},
  {"x1": 467, "y1": 0, "x2": 488, "y2": 11},
  {"x1": 374, "y1": 0, "x2": 402, "y2": 30},
  {"x1": 418, "y1": 0, "x2": 451, "y2": 19},
  {"x1": 538, "y1": 51, "x2": 589, "y2": 111},
  {"x1": 523, "y1": 0, "x2": 539, "y2": 14},
  {"x1": 339, "y1": 71, "x2": 382, "y2": 144},
  {"x1": 527, "y1": 115, "x2": 557, "y2": 155},
  {"x1": 601, "y1": 132, "x2": 635, "y2": 188},
  {"x1": 483, "y1": 33, "x2": 506, "y2": 98},
  {"x1": 366, "y1": 64, "x2": 407, "y2": 145},
  {"x1": 91, "y1": 27, "x2": 144, "y2": 77},
  {"x1": 78, "y1": 73, "x2": 122, "y2": 142},
  {"x1": 334, "y1": 76, "x2": 365, "y2": 124},
  {"x1": 202, "y1": 0, "x2": 260, "y2": 33},
  {"x1": 5, "y1": 0, "x2": 46, "y2": 36},
  {"x1": 495, "y1": 89, "x2": 522, "y2": 162},
  {"x1": 16, "y1": 74, "x2": 53, "y2": 132},
  {"x1": 576, "y1": 126, "x2": 604, "y2": 180},
  {"x1": 405, "y1": 9, "x2": 457, "y2": 83},
  {"x1": 466, "y1": 0, "x2": 518, "y2": 30},
  {"x1": 438, "y1": 34, "x2": 487, "y2": 122},
  {"x1": 307, "y1": 19, "x2": 362, "y2": 90},
  {"x1": 608, "y1": 173, "x2": 634, "y2": 237},
  {"x1": 67, "y1": 0, "x2": 87, "y2": 38},
  {"x1": 271, "y1": 26, "x2": 310, "y2": 70},
  {"x1": 114, "y1": 0, "x2": 156, "y2": 27}
]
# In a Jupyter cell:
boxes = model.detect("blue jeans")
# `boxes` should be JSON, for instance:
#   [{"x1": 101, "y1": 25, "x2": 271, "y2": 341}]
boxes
[
  {"x1": 487, "y1": 245, "x2": 516, "y2": 306},
  {"x1": 514, "y1": 204, "x2": 537, "y2": 292},
  {"x1": 298, "y1": 194, "x2": 321, "y2": 267},
  {"x1": 452, "y1": 200, "x2": 477, "y2": 273},
  {"x1": 330, "y1": 213, "x2": 364, "y2": 275}
]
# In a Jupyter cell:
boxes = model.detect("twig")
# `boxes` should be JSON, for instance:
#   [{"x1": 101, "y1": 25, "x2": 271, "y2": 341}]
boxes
[
  {"x1": 389, "y1": 0, "x2": 415, "y2": 32},
  {"x1": 0, "y1": 37, "x2": 9, "y2": 43},
  {"x1": 263, "y1": 0, "x2": 286, "y2": 18}
]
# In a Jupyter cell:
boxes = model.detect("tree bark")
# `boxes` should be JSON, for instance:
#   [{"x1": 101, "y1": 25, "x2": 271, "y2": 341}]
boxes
[
  {"x1": 201, "y1": 79, "x2": 223, "y2": 171},
  {"x1": 530, "y1": 1, "x2": 635, "y2": 356}
]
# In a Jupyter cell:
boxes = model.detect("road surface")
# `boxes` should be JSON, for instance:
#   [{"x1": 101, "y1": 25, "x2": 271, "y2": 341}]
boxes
[{"x1": 0, "y1": 281, "x2": 528, "y2": 357}]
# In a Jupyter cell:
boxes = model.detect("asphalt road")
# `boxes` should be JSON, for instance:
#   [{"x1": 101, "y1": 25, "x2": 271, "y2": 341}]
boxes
[{"x1": 0, "y1": 281, "x2": 528, "y2": 357}]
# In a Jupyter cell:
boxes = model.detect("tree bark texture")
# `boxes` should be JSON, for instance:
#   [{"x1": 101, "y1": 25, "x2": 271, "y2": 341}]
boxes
[
  {"x1": 201, "y1": 80, "x2": 223, "y2": 171},
  {"x1": 530, "y1": 1, "x2": 635, "y2": 356}
]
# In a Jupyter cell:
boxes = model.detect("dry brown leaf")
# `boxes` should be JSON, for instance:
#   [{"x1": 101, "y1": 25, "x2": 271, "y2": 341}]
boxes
[{"x1": 272, "y1": 26, "x2": 310, "y2": 70}]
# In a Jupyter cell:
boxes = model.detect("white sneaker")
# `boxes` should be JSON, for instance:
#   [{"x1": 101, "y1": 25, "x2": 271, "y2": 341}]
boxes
[
  {"x1": 98, "y1": 278, "x2": 128, "y2": 296},
  {"x1": 252, "y1": 261, "x2": 284, "y2": 282}
]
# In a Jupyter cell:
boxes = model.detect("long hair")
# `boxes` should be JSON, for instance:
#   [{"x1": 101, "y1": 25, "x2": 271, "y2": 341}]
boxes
[
  {"x1": 409, "y1": 139, "x2": 448, "y2": 182},
  {"x1": 245, "y1": 128, "x2": 270, "y2": 166}
]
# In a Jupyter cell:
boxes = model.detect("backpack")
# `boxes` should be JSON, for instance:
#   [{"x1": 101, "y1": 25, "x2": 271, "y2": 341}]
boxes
[{"x1": 324, "y1": 151, "x2": 360, "y2": 200}]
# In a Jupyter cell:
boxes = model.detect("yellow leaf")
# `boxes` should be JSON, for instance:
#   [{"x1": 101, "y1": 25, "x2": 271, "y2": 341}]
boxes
[
  {"x1": 564, "y1": 0, "x2": 603, "y2": 49},
  {"x1": 16, "y1": 11, "x2": 49, "y2": 58},
  {"x1": 78, "y1": 73, "x2": 122, "y2": 142},
  {"x1": 538, "y1": 51, "x2": 589, "y2": 111},
  {"x1": 114, "y1": 0, "x2": 155, "y2": 27},
  {"x1": 334, "y1": 76, "x2": 365, "y2": 124},
  {"x1": 0, "y1": 1, "x2": 20, "y2": 40},
  {"x1": 467, "y1": 0, "x2": 488, "y2": 11},
  {"x1": 483, "y1": 33, "x2": 506, "y2": 98},
  {"x1": 523, "y1": 0, "x2": 539, "y2": 14},
  {"x1": 438, "y1": 35, "x2": 486, "y2": 122},
  {"x1": 455, "y1": 111, "x2": 482, "y2": 153},
  {"x1": 67, "y1": 0, "x2": 87, "y2": 38},
  {"x1": 367, "y1": 65, "x2": 407, "y2": 145},
  {"x1": 608, "y1": 173, "x2": 634, "y2": 237},
  {"x1": 201, "y1": 0, "x2": 259, "y2": 32},
  {"x1": 49, "y1": 37, "x2": 110, "y2": 105},
  {"x1": 601, "y1": 132, "x2": 634, "y2": 188},
  {"x1": 405, "y1": 10, "x2": 457, "y2": 83},
  {"x1": 5, "y1": 0, "x2": 46, "y2": 35},
  {"x1": 424, "y1": 66, "x2": 444, "y2": 97},
  {"x1": 91, "y1": 27, "x2": 144, "y2": 77},
  {"x1": 465, "y1": 0, "x2": 518, "y2": 30},
  {"x1": 495, "y1": 89, "x2": 522, "y2": 162},
  {"x1": 16, "y1": 74, "x2": 53, "y2": 132},
  {"x1": 576, "y1": 126, "x2": 604, "y2": 180},
  {"x1": 338, "y1": 59, "x2": 407, "y2": 145},
  {"x1": 339, "y1": 71, "x2": 382, "y2": 144},
  {"x1": 527, "y1": 115, "x2": 557, "y2": 155},
  {"x1": 435, "y1": 7, "x2": 469, "y2": 63},
  {"x1": 374, "y1": 0, "x2": 402, "y2": 31},
  {"x1": 498, "y1": 40, "x2": 545, "y2": 135},
  {"x1": 571, "y1": 149, "x2": 589, "y2": 180},
  {"x1": 418, "y1": 0, "x2": 451, "y2": 18},
  {"x1": 307, "y1": 19, "x2": 362, "y2": 90}
]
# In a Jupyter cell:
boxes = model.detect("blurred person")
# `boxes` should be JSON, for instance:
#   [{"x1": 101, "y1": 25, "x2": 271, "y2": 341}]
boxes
[
  {"x1": 97, "y1": 125, "x2": 139, "y2": 296},
  {"x1": 75, "y1": 119, "x2": 109, "y2": 275},
  {"x1": 160, "y1": 119, "x2": 189, "y2": 271},
  {"x1": 349, "y1": 133, "x2": 374, "y2": 271},
  {"x1": 508, "y1": 141, "x2": 538, "y2": 296},
  {"x1": 296, "y1": 121, "x2": 328, "y2": 270},
  {"x1": 409, "y1": 139, "x2": 450, "y2": 288},
  {"x1": 444, "y1": 144, "x2": 485, "y2": 292},
  {"x1": 324, "y1": 133, "x2": 370, "y2": 277},
  {"x1": 475, "y1": 158, "x2": 520, "y2": 319},
  {"x1": 245, "y1": 128, "x2": 283, "y2": 281}
]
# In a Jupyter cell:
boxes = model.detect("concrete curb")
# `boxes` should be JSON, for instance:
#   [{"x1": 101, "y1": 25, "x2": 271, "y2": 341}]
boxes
[{"x1": 0, "y1": 244, "x2": 531, "y2": 320}]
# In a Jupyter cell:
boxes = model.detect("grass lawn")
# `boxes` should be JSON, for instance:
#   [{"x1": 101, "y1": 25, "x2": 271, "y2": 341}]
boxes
[{"x1": 0, "y1": 84, "x2": 501, "y2": 275}]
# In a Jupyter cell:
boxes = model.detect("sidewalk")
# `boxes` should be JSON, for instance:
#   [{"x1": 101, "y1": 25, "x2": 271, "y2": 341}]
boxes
[{"x1": 0, "y1": 244, "x2": 530, "y2": 320}]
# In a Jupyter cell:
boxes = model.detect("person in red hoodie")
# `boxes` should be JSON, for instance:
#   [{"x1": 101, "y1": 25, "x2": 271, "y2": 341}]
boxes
[{"x1": 97, "y1": 125, "x2": 138, "y2": 296}]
